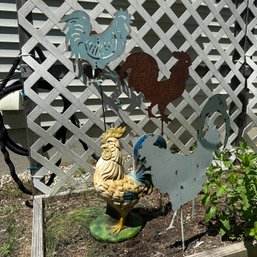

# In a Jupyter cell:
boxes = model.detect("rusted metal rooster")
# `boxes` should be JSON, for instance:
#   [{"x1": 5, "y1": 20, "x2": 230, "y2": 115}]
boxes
[{"x1": 119, "y1": 52, "x2": 191, "y2": 123}]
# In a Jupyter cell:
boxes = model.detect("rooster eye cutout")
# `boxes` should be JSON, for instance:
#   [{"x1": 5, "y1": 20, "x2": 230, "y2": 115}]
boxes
[{"x1": 60, "y1": 9, "x2": 131, "y2": 74}]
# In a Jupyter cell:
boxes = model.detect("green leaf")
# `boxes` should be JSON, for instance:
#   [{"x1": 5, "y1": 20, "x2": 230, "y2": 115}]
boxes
[
  {"x1": 216, "y1": 185, "x2": 227, "y2": 197},
  {"x1": 239, "y1": 141, "x2": 248, "y2": 150},
  {"x1": 220, "y1": 217, "x2": 230, "y2": 231},
  {"x1": 202, "y1": 186, "x2": 208, "y2": 194},
  {"x1": 223, "y1": 160, "x2": 233, "y2": 168},
  {"x1": 237, "y1": 178, "x2": 243, "y2": 186},
  {"x1": 249, "y1": 228, "x2": 255, "y2": 237},
  {"x1": 202, "y1": 194, "x2": 210, "y2": 206},
  {"x1": 228, "y1": 173, "x2": 237, "y2": 184},
  {"x1": 212, "y1": 199, "x2": 219, "y2": 205},
  {"x1": 239, "y1": 153, "x2": 256, "y2": 167},
  {"x1": 205, "y1": 206, "x2": 217, "y2": 221},
  {"x1": 254, "y1": 221, "x2": 257, "y2": 234},
  {"x1": 220, "y1": 227, "x2": 226, "y2": 236}
]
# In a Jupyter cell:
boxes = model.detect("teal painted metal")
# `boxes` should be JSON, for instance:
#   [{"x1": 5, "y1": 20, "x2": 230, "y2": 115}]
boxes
[
  {"x1": 137, "y1": 94, "x2": 230, "y2": 212},
  {"x1": 198, "y1": 94, "x2": 230, "y2": 150},
  {"x1": 60, "y1": 9, "x2": 131, "y2": 72}
]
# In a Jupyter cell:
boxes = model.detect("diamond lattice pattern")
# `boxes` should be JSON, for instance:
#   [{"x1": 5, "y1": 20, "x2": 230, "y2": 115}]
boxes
[{"x1": 17, "y1": 0, "x2": 255, "y2": 194}]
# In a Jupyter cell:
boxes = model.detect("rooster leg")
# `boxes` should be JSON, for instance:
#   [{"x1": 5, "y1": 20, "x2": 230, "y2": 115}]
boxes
[
  {"x1": 146, "y1": 103, "x2": 156, "y2": 118},
  {"x1": 158, "y1": 105, "x2": 171, "y2": 123},
  {"x1": 166, "y1": 210, "x2": 177, "y2": 230},
  {"x1": 111, "y1": 216, "x2": 125, "y2": 234},
  {"x1": 161, "y1": 114, "x2": 171, "y2": 123}
]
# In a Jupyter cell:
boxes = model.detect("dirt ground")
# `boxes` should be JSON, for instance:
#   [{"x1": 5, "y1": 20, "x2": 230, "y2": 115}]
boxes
[
  {"x1": 43, "y1": 189, "x2": 236, "y2": 257},
  {"x1": 0, "y1": 182, "x2": 33, "y2": 257},
  {"x1": 0, "y1": 181, "x2": 239, "y2": 257}
]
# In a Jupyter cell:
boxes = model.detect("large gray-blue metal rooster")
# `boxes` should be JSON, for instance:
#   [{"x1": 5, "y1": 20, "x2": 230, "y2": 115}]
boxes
[
  {"x1": 136, "y1": 94, "x2": 230, "y2": 246},
  {"x1": 60, "y1": 9, "x2": 131, "y2": 77}
]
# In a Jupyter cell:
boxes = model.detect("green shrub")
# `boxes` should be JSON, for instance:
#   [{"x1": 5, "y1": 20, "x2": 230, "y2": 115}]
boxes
[{"x1": 202, "y1": 141, "x2": 257, "y2": 240}]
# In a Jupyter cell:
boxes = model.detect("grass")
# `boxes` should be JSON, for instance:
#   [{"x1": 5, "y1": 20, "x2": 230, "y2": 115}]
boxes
[
  {"x1": 0, "y1": 182, "x2": 32, "y2": 257},
  {"x1": 0, "y1": 215, "x2": 18, "y2": 257},
  {"x1": 44, "y1": 190, "x2": 115, "y2": 257},
  {"x1": 0, "y1": 242, "x2": 11, "y2": 257}
]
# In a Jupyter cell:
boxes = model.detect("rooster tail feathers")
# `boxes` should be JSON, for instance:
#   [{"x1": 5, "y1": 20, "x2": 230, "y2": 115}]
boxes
[
  {"x1": 134, "y1": 134, "x2": 167, "y2": 163},
  {"x1": 130, "y1": 164, "x2": 153, "y2": 195},
  {"x1": 197, "y1": 94, "x2": 230, "y2": 149},
  {"x1": 119, "y1": 59, "x2": 131, "y2": 84},
  {"x1": 119, "y1": 53, "x2": 142, "y2": 83},
  {"x1": 131, "y1": 164, "x2": 151, "y2": 184},
  {"x1": 131, "y1": 134, "x2": 167, "y2": 185}
]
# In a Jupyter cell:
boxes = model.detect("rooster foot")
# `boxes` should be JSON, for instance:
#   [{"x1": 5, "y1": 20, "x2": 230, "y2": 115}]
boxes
[
  {"x1": 156, "y1": 114, "x2": 171, "y2": 123},
  {"x1": 110, "y1": 217, "x2": 125, "y2": 234},
  {"x1": 89, "y1": 78, "x2": 103, "y2": 85},
  {"x1": 145, "y1": 107, "x2": 156, "y2": 118}
]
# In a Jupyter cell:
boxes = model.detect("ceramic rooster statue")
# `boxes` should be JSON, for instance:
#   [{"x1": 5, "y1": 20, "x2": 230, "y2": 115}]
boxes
[
  {"x1": 93, "y1": 127, "x2": 153, "y2": 238},
  {"x1": 119, "y1": 52, "x2": 191, "y2": 123},
  {"x1": 60, "y1": 9, "x2": 131, "y2": 76}
]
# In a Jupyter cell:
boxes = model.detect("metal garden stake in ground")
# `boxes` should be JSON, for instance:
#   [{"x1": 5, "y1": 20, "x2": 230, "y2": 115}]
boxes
[{"x1": 138, "y1": 94, "x2": 230, "y2": 250}]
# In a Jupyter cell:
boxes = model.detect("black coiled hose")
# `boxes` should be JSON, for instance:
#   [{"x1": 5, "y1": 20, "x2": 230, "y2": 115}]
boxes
[{"x1": 0, "y1": 46, "x2": 98, "y2": 195}]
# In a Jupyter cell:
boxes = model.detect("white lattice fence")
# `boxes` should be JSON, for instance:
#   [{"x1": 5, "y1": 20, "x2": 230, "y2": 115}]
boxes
[
  {"x1": 17, "y1": 0, "x2": 255, "y2": 195},
  {"x1": 242, "y1": 1, "x2": 257, "y2": 149}
]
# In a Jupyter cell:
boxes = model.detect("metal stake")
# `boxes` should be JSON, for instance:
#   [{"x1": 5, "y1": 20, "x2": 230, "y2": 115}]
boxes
[
  {"x1": 191, "y1": 199, "x2": 195, "y2": 217},
  {"x1": 99, "y1": 81, "x2": 107, "y2": 132},
  {"x1": 180, "y1": 207, "x2": 185, "y2": 251}
]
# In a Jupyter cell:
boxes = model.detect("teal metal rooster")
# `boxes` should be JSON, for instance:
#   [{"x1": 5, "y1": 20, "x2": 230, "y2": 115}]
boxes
[{"x1": 60, "y1": 9, "x2": 131, "y2": 76}]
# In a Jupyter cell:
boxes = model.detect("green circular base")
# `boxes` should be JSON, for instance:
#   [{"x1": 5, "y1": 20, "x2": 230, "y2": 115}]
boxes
[{"x1": 89, "y1": 213, "x2": 144, "y2": 243}]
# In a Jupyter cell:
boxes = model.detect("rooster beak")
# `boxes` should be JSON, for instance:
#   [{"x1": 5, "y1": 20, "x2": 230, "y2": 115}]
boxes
[
  {"x1": 101, "y1": 143, "x2": 107, "y2": 149},
  {"x1": 59, "y1": 14, "x2": 67, "y2": 23}
]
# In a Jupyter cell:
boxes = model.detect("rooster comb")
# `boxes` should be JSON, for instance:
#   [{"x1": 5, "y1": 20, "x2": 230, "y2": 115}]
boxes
[{"x1": 101, "y1": 127, "x2": 126, "y2": 143}]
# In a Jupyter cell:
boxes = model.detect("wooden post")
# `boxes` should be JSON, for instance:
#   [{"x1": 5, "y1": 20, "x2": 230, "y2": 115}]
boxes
[
  {"x1": 31, "y1": 197, "x2": 44, "y2": 257},
  {"x1": 16, "y1": 0, "x2": 42, "y2": 195}
]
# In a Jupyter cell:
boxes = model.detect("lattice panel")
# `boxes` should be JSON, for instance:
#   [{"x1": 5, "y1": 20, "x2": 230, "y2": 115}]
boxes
[
  {"x1": 241, "y1": 0, "x2": 257, "y2": 150},
  {"x1": 17, "y1": 0, "x2": 253, "y2": 195}
]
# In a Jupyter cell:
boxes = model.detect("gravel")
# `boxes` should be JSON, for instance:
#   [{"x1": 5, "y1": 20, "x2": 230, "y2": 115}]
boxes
[
  {"x1": 0, "y1": 155, "x2": 133, "y2": 190},
  {"x1": 0, "y1": 170, "x2": 31, "y2": 189},
  {"x1": 0, "y1": 165, "x2": 93, "y2": 190}
]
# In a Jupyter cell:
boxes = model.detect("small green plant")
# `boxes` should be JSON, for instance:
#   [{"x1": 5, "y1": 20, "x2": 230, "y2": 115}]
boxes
[
  {"x1": 73, "y1": 167, "x2": 87, "y2": 177},
  {"x1": 202, "y1": 141, "x2": 257, "y2": 240},
  {"x1": 0, "y1": 217, "x2": 13, "y2": 255},
  {"x1": 0, "y1": 242, "x2": 11, "y2": 256}
]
